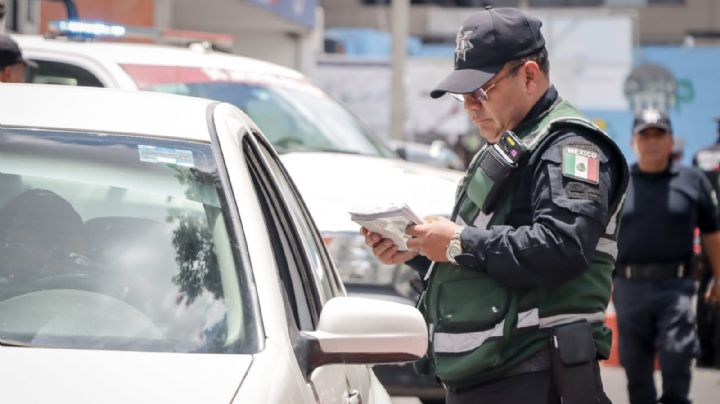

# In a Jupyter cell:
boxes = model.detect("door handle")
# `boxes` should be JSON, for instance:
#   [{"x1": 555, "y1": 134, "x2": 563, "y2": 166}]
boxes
[{"x1": 345, "y1": 389, "x2": 362, "y2": 404}]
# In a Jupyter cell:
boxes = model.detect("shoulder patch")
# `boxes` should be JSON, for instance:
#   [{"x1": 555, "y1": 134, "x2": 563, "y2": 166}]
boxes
[{"x1": 562, "y1": 146, "x2": 599, "y2": 185}]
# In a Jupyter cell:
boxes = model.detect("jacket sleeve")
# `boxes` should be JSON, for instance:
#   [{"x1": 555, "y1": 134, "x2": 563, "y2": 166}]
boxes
[
  {"x1": 406, "y1": 254, "x2": 432, "y2": 278},
  {"x1": 458, "y1": 129, "x2": 622, "y2": 289},
  {"x1": 696, "y1": 170, "x2": 720, "y2": 233}
]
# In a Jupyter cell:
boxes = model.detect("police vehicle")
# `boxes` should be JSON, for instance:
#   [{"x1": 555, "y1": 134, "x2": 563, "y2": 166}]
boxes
[{"x1": 14, "y1": 21, "x2": 456, "y2": 401}]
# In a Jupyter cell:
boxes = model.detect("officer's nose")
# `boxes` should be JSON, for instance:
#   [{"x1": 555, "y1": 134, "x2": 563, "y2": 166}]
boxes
[{"x1": 463, "y1": 97, "x2": 484, "y2": 111}]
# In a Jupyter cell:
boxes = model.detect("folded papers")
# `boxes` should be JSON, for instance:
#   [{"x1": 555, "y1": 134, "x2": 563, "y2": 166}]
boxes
[{"x1": 349, "y1": 203, "x2": 423, "y2": 251}]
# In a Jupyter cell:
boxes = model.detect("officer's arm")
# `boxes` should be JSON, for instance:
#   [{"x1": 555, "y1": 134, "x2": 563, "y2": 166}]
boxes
[
  {"x1": 459, "y1": 132, "x2": 618, "y2": 288},
  {"x1": 696, "y1": 171, "x2": 720, "y2": 282}
]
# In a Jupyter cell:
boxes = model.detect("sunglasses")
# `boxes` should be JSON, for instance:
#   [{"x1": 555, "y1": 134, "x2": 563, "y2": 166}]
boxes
[{"x1": 450, "y1": 62, "x2": 524, "y2": 103}]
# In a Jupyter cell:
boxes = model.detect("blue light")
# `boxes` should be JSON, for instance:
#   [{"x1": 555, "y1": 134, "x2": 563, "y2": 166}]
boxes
[{"x1": 50, "y1": 20, "x2": 127, "y2": 38}]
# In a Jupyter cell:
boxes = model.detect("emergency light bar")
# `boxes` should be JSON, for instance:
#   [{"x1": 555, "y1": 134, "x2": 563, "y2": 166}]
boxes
[
  {"x1": 52, "y1": 20, "x2": 127, "y2": 38},
  {"x1": 47, "y1": 20, "x2": 234, "y2": 50}
]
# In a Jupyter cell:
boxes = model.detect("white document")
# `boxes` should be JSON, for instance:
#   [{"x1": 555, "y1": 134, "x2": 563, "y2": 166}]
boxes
[{"x1": 349, "y1": 203, "x2": 423, "y2": 251}]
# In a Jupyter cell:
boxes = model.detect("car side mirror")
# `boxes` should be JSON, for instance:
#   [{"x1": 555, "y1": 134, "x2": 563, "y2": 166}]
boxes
[{"x1": 303, "y1": 296, "x2": 427, "y2": 371}]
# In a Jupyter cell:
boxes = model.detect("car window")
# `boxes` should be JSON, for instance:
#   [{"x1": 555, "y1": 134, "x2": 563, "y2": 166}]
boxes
[
  {"x1": 254, "y1": 141, "x2": 344, "y2": 302},
  {"x1": 0, "y1": 128, "x2": 257, "y2": 354},
  {"x1": 26, "y1": 60, "x2": 104, "y2": 87},
  {"x1": 119, "y1": 64, "x2": 396, "y2": 158}
]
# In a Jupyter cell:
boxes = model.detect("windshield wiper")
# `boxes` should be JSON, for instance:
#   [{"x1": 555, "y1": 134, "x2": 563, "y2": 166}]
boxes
[{"x1": 0, "y1": 337, "x2": 33, "y2": 347}]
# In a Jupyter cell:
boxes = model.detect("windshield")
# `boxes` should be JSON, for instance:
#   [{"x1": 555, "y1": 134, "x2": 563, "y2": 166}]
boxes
[
  {"x1": 0, "y1": 128, "x2": 256, "y2": 354},
  {"x1": 120, "y1": 64, "x2": 396, "y2": 157}
]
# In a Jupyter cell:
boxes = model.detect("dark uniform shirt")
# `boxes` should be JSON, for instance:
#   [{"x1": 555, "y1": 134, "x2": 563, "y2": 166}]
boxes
[
  {"x1": 693, "y1": 140, "x2": 720, "y2": 193},
  {"x1": 617, "y1": 163, "x2": 720, "y2": 265},
  {"x1": 409, "y1": 87, "x2": 624, "y2": 289}
]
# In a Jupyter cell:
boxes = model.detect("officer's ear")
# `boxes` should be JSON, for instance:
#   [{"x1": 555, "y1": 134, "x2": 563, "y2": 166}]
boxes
[{"x1": 521, "y1": 61, "x2": 541, "y2": 94}]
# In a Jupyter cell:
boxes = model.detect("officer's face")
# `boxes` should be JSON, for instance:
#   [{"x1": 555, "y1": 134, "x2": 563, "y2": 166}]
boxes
[
  {"x1": 632, "y1": 127, "x2": 673, "y2": 167},
  {"x1": 463, "y1": 62, "x2": 532, "y2": 144}
]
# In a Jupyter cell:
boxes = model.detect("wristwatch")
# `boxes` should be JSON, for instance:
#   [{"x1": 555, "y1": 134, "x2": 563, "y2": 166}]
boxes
[{"x1": 446, "y1": 226, "x2": 465, "y2": 265}]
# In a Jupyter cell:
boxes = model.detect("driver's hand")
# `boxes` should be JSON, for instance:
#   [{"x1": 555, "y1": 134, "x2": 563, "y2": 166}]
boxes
[{"x1": 360, "y1": 227, "x2": 417, "y2": 265}]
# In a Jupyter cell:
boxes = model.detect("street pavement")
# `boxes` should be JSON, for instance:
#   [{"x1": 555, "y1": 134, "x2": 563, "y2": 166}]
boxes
[{"x1": 391, "y1": 365, "x2": 720, "y2": 404}]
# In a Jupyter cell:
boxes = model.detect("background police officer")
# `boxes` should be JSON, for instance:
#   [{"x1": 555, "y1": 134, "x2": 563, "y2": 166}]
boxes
[
  {"x1": 692, "y1": 116, "x2": 720, "y2": 369},
  {"x1": 362, "y1": 7, "x2": 628, "y2": 404},
  {"x1": 0, "y1": 34, "x2": 35, "y2": 83},
  {"x1": 614, "y1": 109, "x2": 720, "y2": 404}
]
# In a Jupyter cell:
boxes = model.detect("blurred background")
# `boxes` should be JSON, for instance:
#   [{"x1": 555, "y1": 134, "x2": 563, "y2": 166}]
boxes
[{"x1": 3, "y1": 0, "x2": 720, "y2": 166}]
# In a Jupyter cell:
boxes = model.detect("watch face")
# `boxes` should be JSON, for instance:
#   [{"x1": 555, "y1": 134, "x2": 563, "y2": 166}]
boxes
[{"x1": 448, "y1": 244, "x2": 462, "y2": 259}]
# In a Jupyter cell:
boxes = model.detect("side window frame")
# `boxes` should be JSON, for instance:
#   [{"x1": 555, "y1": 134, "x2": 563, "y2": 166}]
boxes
[
  {"x1": 243, "y1": 136, "x2": 322, "y2": 331},
  {"x1": 252, "y1": 135, "x2": 345, "y2": 300}
]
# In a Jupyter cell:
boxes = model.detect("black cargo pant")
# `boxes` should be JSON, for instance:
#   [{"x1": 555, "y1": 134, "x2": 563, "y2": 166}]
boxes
[
  {"x1": 445, "y1": 363, "x2": 610, "y2": 404},
  {"x1": 613, "y1": 277, "x2": 699, "y2": 404},
  {"x1": 696, "y1": 266, "x2": 720, "y2": 368}
]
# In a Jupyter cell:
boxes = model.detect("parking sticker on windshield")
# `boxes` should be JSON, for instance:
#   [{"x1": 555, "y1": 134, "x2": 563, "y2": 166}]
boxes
[{"x1": 138, "y1": 145, "x2": 195, "y2": 168}]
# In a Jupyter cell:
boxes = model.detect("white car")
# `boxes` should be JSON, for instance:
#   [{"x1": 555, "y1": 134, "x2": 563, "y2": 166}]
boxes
[{"x1": 0, "y1": 83, "x2": 427, "y2": 404}]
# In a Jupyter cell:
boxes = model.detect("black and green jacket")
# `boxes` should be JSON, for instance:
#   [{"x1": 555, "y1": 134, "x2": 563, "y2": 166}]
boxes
[{"x1": 409, "y1": 87, "x2": 629, "y2": 388}]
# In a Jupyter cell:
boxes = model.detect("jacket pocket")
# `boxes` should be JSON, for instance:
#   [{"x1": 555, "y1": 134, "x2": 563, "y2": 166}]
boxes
[
  {"x1": 431, "y1": 276, "x2": 512, "y2": 383},
  {"x1": 436, "y1": 275, "x2": 510, "y2": 332}
]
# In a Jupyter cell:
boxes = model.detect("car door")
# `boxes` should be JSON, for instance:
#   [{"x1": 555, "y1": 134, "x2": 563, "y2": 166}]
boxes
[
  {"x1": 210, "y1": 104, "x2": 365, "y2": 404},
  {"x1": 246, "y1": 133, "x2": 377, "y2": 404}
]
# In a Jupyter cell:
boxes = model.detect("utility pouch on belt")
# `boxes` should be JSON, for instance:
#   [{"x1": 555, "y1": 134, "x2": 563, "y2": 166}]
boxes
[
  {"x1": 551, "y1": 321, "x2": 598, "y2": 404},
  {"x1": 473, "y1": 131, "x2": 527, "y2": 214}
]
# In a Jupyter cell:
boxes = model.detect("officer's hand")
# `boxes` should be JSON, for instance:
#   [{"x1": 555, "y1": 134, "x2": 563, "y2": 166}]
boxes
[
  {"x1": 705, "y1": 278, "x2": 720, "y2": 309},
  {"x1": 360, "y1": 227, "x2": 418, "y2": 265},
  {"x1": 406, "y1": 216, "x2": 458, "y2": 262}
]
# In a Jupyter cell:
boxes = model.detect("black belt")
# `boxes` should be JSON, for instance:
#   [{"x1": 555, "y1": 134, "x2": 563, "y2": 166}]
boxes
[
  {"x1": 502, "y1": 346, "x2": 552, "y2": 377},
  {"x1": 447, "y1": 347, "x2": 553, "y2": 392},
  {"x1": 616, "y1": 262, "x2": 690, "y2": 280}
]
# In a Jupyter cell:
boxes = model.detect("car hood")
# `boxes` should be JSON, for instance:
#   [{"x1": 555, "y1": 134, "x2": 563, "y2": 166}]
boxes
[
  {"x1": 279, "y1": 153, "x2": 463, "y2": 232},
  {"x1": 0, "y1": 347, "x2": 252, "y2": 403}
]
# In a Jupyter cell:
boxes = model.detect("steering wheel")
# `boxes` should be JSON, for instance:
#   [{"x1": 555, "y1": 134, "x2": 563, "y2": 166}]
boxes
[
  {"x1": 0, "y1": 265, "x2": 146, "y2": 311},
  {"x1": 0, "y1": 288, "x2": 167, "y2": 343}
]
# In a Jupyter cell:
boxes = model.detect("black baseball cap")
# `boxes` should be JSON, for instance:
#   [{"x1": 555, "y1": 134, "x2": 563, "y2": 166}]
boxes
[
  {"x1": 0, "y1": 34, "x2": 37, "y2": 69},
  {"x1": 632, "y1": 109, "x2": 673, "y2": 135},
  {"x1": 430, "y1": 7, "x2": 545, "y2": 99}
]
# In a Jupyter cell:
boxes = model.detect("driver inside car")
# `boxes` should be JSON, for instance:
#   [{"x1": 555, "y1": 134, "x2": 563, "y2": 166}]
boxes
[{"x1": 0, "y1": 188, "x2": 88, "y2": 285}]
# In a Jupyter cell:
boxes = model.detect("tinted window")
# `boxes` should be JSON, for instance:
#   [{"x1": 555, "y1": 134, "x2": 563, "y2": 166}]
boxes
[
  {"x1": 255, "y1": 143, "x2": 344, "y2": 303},
  {"x1": 244, "y1": 137, "x2": 318, "y2": 330},
  {"x1": 27, "y1": 60, "x2": 104, "y2": 87}
]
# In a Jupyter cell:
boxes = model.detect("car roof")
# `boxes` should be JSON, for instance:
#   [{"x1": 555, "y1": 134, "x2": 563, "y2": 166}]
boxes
[
  {"x1": 0, "y1": 83, "x2": 221, "y2": 142},
  {"x1": 13, "y1": 35, "x2": 305, "y2": 79}
]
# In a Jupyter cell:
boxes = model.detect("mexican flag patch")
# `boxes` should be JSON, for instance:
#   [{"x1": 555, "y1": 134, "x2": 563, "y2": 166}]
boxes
[{"x1": 562, "y1": 146, "x2": 599, "y2": 184}]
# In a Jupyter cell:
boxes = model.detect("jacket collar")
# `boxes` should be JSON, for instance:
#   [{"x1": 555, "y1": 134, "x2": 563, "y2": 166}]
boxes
[
  {"x1": 513, "y1": 86, "x2": 560, "y2": 136},
  {"x1": 631, "y1": 160, "x2": 680, "y2": 176}
]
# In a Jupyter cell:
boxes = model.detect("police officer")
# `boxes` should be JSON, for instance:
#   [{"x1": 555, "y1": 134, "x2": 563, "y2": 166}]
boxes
[
  {"x1": 692, "y1": 116, "x2": 720, "y2": 187},
  {"x1": 0, "y1": 34, "x2": 35, "y2": 83},
  {"x1": 362, "y1": 7, "x2": 628, "y2": 404},
  {"x1": 692, "y1": 116, "x2": 720, "y2": 369},
  {"x1": 614, "y1": 109, "x2": 720, "y2": 404}
]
